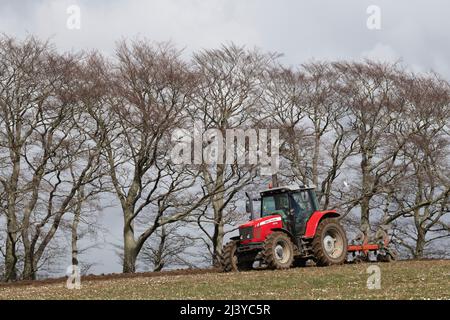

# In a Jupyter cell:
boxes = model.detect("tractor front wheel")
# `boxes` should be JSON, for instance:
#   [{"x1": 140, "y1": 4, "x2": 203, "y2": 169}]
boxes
[
  {"x1": 262, "y1": 232, "x2": 294, "y2": 269},
  {"x1": 312, "y1": 218, "x2": 348, "y2": 266},
  {"x1": 221, "y1": 241, "x2": 254, "y2": 272}
]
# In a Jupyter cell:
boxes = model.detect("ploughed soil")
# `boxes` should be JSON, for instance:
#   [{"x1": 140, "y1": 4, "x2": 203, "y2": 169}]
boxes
[
  {"x1": 0, "y1": 268, "x2": 219, "y2": 288},
  {"x1": 0, "y1": 260, "x2": 449, "y2": 299}
]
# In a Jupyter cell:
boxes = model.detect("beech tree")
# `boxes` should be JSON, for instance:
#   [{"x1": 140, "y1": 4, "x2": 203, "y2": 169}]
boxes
[
  {"x1": 261, "y1": 62, "x2": 357, "y2": 209},
  {"x1": 94, "y1": 40, "x2": 213, "y2": 273},
  {"x1": 332, "y1": 61, "x2": 411, "y2": 236},
  {"x1": 189, "y1": 45, "x2": 277, "y2": 265},
  {"x1": 383, "y1": 73, "x2": 450, "y2": 258},
  {"x1": 0, "y1": 36, "x2": 109, "y2": 280},
  {"x1": 0, "y1": 36, "x2": 76, "y2": 280},
  {"x1": 139, "y1": 223, "x2": 197, "y2": 271}
]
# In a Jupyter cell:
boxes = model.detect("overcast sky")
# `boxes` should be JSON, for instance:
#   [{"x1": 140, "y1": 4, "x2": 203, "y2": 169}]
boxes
[
  {"x1": 2, "y1": 0, "x2": 450, "y2": 77},
  {"x1": 1, "y1": 0, "x2": 449, "y2": 275}
]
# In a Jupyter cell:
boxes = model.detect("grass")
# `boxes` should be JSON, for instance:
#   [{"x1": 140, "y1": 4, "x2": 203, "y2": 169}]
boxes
[{"x1": 0, "y1": 260, "x2": 449, "y2": 300}]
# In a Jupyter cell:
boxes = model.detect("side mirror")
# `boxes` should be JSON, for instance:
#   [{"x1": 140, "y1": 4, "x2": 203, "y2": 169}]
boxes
[{"x1": 245, "y1": 201, "x2": 251, "y2": 214}]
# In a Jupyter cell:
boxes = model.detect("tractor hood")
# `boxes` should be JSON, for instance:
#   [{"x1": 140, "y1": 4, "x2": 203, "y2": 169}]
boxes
[
  {"x1": 240, "y1": 215, "x2": 283, "y2": 229},
  {"x1": 239, "y1": 215, "x2": 284, "y2": 244}
]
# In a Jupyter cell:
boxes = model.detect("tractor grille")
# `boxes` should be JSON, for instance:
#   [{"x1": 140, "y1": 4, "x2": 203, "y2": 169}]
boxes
[{"x1": 239, "y1": 226, "x2": 253, "y2": 240}]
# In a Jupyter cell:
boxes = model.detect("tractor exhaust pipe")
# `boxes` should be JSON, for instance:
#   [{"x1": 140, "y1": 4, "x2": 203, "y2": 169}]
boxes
[
  {"x1": 272, "y1": 174, "x2": 279, "y2": 188},
  {"x1": 245, "y1": 192, "x2": 255, "y2": 221}
]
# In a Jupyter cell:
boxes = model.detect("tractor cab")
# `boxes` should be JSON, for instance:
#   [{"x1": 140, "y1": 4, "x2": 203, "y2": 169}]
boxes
[
  {"x1": 261, "y1": 186, "x2": 319, "y2": 232},
  {"x1": 248, "y1": 185, "x2": 319, "y2": 238}
]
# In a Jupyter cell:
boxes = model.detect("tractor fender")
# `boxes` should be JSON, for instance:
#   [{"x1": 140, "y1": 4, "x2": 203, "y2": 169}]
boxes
[
  {"x1": 270, "y1": 228, "x2": 297, "y2": 245},
  {"x1": 304, "y1": 210, "x2": 340, "y2": 239}
]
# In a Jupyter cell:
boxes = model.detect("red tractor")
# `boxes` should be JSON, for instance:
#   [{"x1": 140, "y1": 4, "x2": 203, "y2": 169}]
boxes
[{"x1": 221, "y1": 185, "x2": 393, "y2": 272}]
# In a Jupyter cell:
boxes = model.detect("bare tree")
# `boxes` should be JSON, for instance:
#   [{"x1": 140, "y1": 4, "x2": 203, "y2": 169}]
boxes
[
  {"x1": 93, "y1": 40, "x2": 212, "y2": 273},
  {"x1": 67, "y1": 178, "x2": 105, "y2": 272},
  {"x1": 64, "y1": 53, "x2": 114, "y2": 272},
  {"x1": 0, "y1": 36, "x2": 78, "y2": 280},
  {"x1": 332, "y1": 61, "x2": 411, "y2": 236},
  {"x1": 258, "y1": 65, "x2": 309, "y2": 184},
  {"x1": 139, "y1": 223, "x2": 198, "y2": 271},
  {"x1": 261, "y1": 62, "x2": 358, "y2": 209},
  {"x1": 0, "y1": 36, "x2": 110, "y2": 280},
  {"x1": 383, "y1": 73, "x2": 450, "y2": 258},
  {"x1": 189, "y1": 44, "x2": 277, "y2": 266}
]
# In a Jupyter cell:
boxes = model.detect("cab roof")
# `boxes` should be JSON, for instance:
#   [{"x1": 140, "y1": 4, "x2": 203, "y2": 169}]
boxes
[{"x1": 260, "y1": 184, "x2": 316, "y2": 195}]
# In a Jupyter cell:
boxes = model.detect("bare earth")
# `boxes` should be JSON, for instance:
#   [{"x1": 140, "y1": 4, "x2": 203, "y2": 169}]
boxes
[{"x1": 0, "y1": 260, "x2": 449, "y2": 300}]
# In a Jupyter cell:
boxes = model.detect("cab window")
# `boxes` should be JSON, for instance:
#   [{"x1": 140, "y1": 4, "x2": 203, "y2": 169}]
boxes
[
  {"x1": 290, "y1": 191, "x2": 313, "y2": 224},
  {"x1": 261, "y1": 193, "x2": 289, "y2": 217}
]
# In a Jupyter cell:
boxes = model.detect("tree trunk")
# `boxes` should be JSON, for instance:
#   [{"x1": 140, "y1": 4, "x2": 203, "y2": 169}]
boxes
[
  {"x1": 211, "y1": 164, "x2": 225, "y2": 267},
  {"x1": 212, "y1": 206, "x2": 225, "y2": 267},
  {"x1": 414, "y1": 231, "x2": 426, "y2": 259},
  {"x1": 4, "y1": 230, "x2": 18, "y2": 282},
  {"x1": 123, "y1": 208, "x2": 138, "y2": 273},
  {"x1": 360, "y1": 151, "x2": 373, "y2": 236},
  {"x1": 123, "y1": 240, "x2": 137, "y2": 273},
  {"x1": 21, "y1": 167, "x2": 46, "y2": 281},
  {"x1": 360, "y1": 197, "x2": 371, "y2": 236},
  {"x1": 153, "y1": 226, "x2": 166, "y2": 272},
  {"x1": 312, "y1": 133, "x2": 320, "y2": 187},
  {"x1": 4, "y1": 153, "x2": 20, "y2": 282},
  {"x1": 153, "y1": 262, "x2": 164, "y2": 272},
  {"x1": 22, "y1": 254, "x2": 36, "y2": 281},
  {"x1": 71, "y1": 189, "x2": 83, "y2": 268}
]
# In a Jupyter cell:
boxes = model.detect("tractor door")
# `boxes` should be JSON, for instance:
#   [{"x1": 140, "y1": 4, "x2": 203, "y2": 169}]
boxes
[{"x1": 289, "y1": 191, "x2": 315, "y2": 236}]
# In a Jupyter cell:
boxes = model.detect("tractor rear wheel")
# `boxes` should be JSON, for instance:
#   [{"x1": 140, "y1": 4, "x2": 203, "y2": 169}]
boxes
[
  {"x1": 312, "y1": 218, "x2": 348, "y2": 266},
  {"x1": 221, "y1": 241, "x2": 254, "y2": 272},
  {"x1": 262, "y1": 232, "x2": 294, "y2": 269}
]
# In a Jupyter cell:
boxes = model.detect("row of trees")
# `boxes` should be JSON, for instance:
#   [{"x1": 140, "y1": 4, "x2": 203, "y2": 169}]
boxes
[{"x1": 0, "y1": 36, "x2": 449, "y2": 281}]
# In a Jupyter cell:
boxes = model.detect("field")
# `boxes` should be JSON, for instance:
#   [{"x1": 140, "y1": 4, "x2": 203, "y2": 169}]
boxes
[{"x1": 0, "y1": 260, "x2": 449, "y2": 300}]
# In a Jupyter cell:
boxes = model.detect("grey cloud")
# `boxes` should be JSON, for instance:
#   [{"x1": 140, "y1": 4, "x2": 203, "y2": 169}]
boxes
[{"x1": 1, "y1": 0, "x2": 449, "y2": 78}]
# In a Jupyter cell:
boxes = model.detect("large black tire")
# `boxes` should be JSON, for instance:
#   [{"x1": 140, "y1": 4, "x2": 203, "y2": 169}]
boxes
[
  {"x1": 312, "y1": 218, "x2": 348, "y2": 266},
  {"x1": 222, "y1": 241, "x2": 238, "y2": 272},
  {"x1": 262, "y1": 232, "x2": 294, "y2": 269},
  {"x1": 221, "y1": 241, "x2": 254, "y2": 272}
]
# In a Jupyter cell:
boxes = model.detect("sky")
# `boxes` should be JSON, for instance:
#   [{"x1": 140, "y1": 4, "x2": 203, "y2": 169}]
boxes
[
  {"x1": 1, "y1": 0, "x2": 449, "y2": 275},
  {"x1": 2, "y1": 0, "x2": 450, "y2": 77}
]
